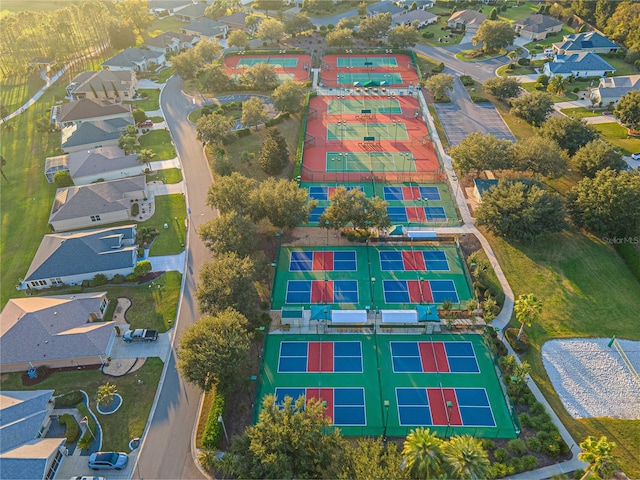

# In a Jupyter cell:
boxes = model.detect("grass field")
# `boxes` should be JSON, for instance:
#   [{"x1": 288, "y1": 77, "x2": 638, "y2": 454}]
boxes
[
  {"x1": 141, "y1": 194, "x2": 187, "y2": 256},
  {"x1": 0, "y1": 0, "x2": 77, "y2": 12},
  {"x1": 497, "y1": 1, "x2": 539, "y2": 22},
  {"x1": 520, "y1": 82, "x2": 578, "y2": 102},
  {"x1": 559, "y1": 107, "x2": 604, "y2": 118},
  {"x1": 455, "y1": 49, "x2": 506, "y2": 62},
  {"x1": 524, "y1": 25, "x2": 575, "y2": 53},
  {"x1": 0, "y1": 358, "x2": 164, "y2": 452},
  {"x1": 0, "y1": 72, "x2": 44, "y2": 112},
  {"x1": 496, "y1": 64, "x2": 536, "y2": 77},
  {"x1": 147, "y1": 168, "x2": 183, "y2": 184},
  {"x1": 593, "y1": 122, "x2": 640, "y2": 156},
  {"x1": 484, "y1": 228, "x2": 640, "y2": 476},
  {"x1": 138, "y1": 129, "x2": 176, "y2": 160},
  {"x1": 124, "y1": 88, "x2": 160, "y2": 111},
  {"x1": 599, "y1": 56, "x2": 639, "y2": 76}
]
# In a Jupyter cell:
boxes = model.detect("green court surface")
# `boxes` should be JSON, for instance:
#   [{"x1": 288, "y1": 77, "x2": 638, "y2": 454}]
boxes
[
  {"x1": 327, "y1": 99, "x2": 402, "y2": 115},
  {"x1": 232, "y1": 73, "x2": 294, "y2": 82},
  {"x1": 336, "y1": 72, "x2": 403, "y2": 85},
  {"x1": 337, "y1": 56, "x2": 399, "y2": 68},
  {"x1": 327, "y1": 122, "x2": 409, "y2": 141},
  {"x1": 237, "y1": 56, "x2": 298, "y2": 68},
  {"x1": 326, "y1": 151, "x2": 416, "y2": 172},
  {"x1": 256, "y1": 332, "x2": 520, "y2": 438}
]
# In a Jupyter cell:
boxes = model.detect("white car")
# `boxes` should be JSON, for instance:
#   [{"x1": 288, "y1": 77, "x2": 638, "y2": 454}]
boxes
[
  {"x1": 631, "y1": 153, "x2": 640, "y2": 161},
  {"x1": 70, "y1": 477, "x2": 106, "y2": 480}
]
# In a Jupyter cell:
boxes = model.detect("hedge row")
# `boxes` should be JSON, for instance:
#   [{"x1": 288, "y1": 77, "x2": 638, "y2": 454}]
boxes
[
  {"x1": 202, "y1": 392, "x2": 226, "y2": 450},
  {"x1": 55, "y1": 391, "x2": 85, "y2": 408}
]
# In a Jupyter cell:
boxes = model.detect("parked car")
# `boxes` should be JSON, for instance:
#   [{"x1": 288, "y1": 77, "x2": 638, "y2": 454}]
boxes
[
  {"x1": 70, "y1": 476, "x2": 106, "y2": 480},
  {"x1": 123, "y1": 328, "x2": 159, "y2": 342},
  {"x1": 137, "y1": 120, "x2": 153, "y2": 127},
  {"x1": 631, "y1": 153, "x2": 640, "y2": 161},
  {"x1": 88, "y1": 452, "x2": 128, "y2": 470}
]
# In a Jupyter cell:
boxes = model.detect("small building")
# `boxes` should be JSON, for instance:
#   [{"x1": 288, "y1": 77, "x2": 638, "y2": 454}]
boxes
[
  {"x1": 392, "y1": 9, "x2": 438, "y2": 28},
  {"x1": 61, "y1": 118, "x2": 133, "y2": 153},
  {"x1": 101, "y1": 48, "x2": 166, "y2": 72},
  {"x1": 144, "y1": 31, "x2": 199, "y2": 54},
  {"x1": 22, "y1": 225, "x2": 138, "y2": 290},
  {"x1": 66, "y1": 70, "x2": 136, "y2": 101},
  {"x1": 0, "y1": 293, "x2": 113, "y2": 372},
  {"x1": 57, "y1": 98, "x2": 133, "y2": 127},
  {"x1": 447, "y1": 10, "x2": 487, "y2": 34},
  {"x1": 182, "y1": 17, "x2": 228, "y2": 41},
  {"x1": 552, "y1": 31, "x2": 620, "y2": 55},
  {"x1": 589, "y1": 75, "x2": 640, "y2": 106},
  {"x1": 513, "y1": 14, "x2": 563, "y2": 41},
  {"x1": 543, "y1": 51, "x2": 615, "y2": 78},
  {"x1": 28, "y1": 57, "x2": 57, "y2": 73},
  {"x1": 173, "y1": 2, "x2": 208, "y2": 22}
]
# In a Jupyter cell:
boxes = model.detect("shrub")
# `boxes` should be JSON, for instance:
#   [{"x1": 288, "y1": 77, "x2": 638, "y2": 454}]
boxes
[
  {"x1": 132, "y1": 203, "x2": 140, "y2": 216},
  {"x1": 481, "y1": 438, "x2": 495, "y2": 450},
  {"x1": 55, "y1": 391, "x2": 84, "y2": 408},
  {"x1": 572, "y1": 86, "x2": 580, "y2": 93},
  {"x1": 507, "y1": 439, "x2": 527, "y2": 455},
  {"x1": 489, "y1": 463, "x2": 514, "y2": 478},
  {"x1": 519, "y1": 412, "x2": 532, "y2": 428},
  {"x1": 460, "y1": 75, "x2": 474, "y2": 86},
  {"x1": 534, "y1": 81, "x2": 546, "y2": 90},
  {"x1": 543, "y1": 440, "x2": 562, "y2": 458},
  {"x1": 536, "y1": 74, "x2": 550, "y2": 86},
  {"x1": 237, "y1": 128, "x2": 251, "y2": 137},
  {"x1": 505, "y1": 327, "x2": 529, "y2": 353},
  {"x1": 433, "y1": 62, "x2": 445, "y2": 73},
  {"x1": 522, "y1": 455, "x2": 538, "y2": 470},
  {"x1": 111, "y1": 274, "x2": 125, "y2": 284},
  {"x1": 202, "y1": 393, "x2": 225, "y2": 449},
  {"x1": 422, "y1": 31, "x2": 435, "y2": 39},
  {"x1": 536, "y1": 430, "x2": 551, "y2": 443},
  {"x1": 59, "y1": 414, "x2": 80, "y2": 444},
  {"x1": 509, "y1": 457, "x2": 524, "y2": 473},
  {"x1": 91, "y1": 274, "x2": 108, "y2": 287},
  {"x1": 471, "y1": 95, "x2": 490, "y2": 103},
  {"x1": 126, "y1": 273, "x2": 137, "y2": 282},
  {"x1": 518, "y1": 58, "x2": 530, "y2": 66},
  {"x1": 526, "y1": 436, "x2": 542, "y2": 452},
  {"x1": 530, "y1": 401, "x2": 546, "y2": 416},
  {"x1": 494, "y1": 448, "x2": 508, "y2": 462}
]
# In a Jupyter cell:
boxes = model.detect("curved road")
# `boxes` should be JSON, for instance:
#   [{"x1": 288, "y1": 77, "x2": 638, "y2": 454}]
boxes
[{"x1": 134, "y1": 75, "x2": 213, "y2": 480}]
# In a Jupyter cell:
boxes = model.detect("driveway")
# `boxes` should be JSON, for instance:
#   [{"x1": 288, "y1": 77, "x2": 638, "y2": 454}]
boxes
[
  {"x1": 109, "y1": 333, "x2": 172, "y2": 360},
  {"x1": 146, "y1": 252, "x2": 186, "y2": 274}
]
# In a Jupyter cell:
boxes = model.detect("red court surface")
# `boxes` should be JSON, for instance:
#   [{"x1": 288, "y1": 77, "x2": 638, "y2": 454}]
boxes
[
  {"x1": 418, "y1": 342, "x2": 450, "y2": 373},
  {"x1": 222, "y1": 54, "x2": 312, "y2": 82},
  {"x1": 428, "y1": 388, "x2": 463, "y2": 425},
  {"x1": 306, "y1": 388, "x2": 334, "y2": 422},
  {"x1": 321, "y1": 54, "x2": 419, "y2": 88},
  {"x1": 402, "y1": 251, "x2": 426, "y2": 271},
  {"x1": 308, "y1": 342, "x2": 334, "y2": 372}
]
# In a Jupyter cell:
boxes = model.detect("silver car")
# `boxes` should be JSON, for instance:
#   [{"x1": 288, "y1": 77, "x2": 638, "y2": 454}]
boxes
[{"x1": 88, "y1": 451, "x2": 128, "y2": 470}]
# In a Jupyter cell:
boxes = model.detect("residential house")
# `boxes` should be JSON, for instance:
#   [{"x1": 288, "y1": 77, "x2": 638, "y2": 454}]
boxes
[
  {"x1": 396, "y1": 0, "x2": 435, "y2": 10},
  {"x1": 552, "y1": 31, "x2": 620, "y2": 55},
  {"x1": 173, "y1": 2, "x2": 208, "y2": 22},
  {"x1": 369, "y1": 1, "x2": 405, "y2": 16},
  {"x1": 447, "y1": 10, "x2": 487, "y2": 34},
  {"x1": 219, "y1": 12, "x2": 259, "y2": 33},
  {"x1": 57, "y1": 98, "x2": 133, "y2": 128},
  {"x1": 101, "y1": 48, "x2": 166, "y2": 72},
  {"x1": 0, "y1": 293, "x2": 113, "y2": 372},
  {"x1": 182, "y1": 17, "x2": 228, "y2": 41},
  {"x1": 48, "y1": 176, "x2": 147, "y2": 232},
  {"x1": 61, "y1": 118, "x2": 133, "y2": 153},
  {"x1": 66, "y1": 70, "x2": 136, "y2": 101},
  {"x1": 392, "y1": 9, "x2": 438, "y2": 28},
  {"x1": 44, "y1": 146, "x2": 143, "y2": 185},
  {"x1": 590, "y1": 75, "x2": 640, "y2": 106},
  {"x1": 147, "y1": 0, "x2": 192, "y2": 14},
  {"x1": 0, "y1": 390, "x2": 64, "y2": 480},
  {"x1": 513, "y1": 14, "x2": 563, "y2": 41},
  {"x1": 22, "y1": 225, "x2": 138, "y2": 290},
  {"x1": 543, "y1": 51, "x2": 615, "y2": 78},
  {"x1": 144, "y1": 31, "x2": 199, "y2": 55}
]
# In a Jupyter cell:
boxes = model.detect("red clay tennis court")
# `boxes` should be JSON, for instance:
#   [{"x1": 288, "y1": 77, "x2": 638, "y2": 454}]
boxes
[
  {"x1": 321, "y1": 53, "x2": 419, "y2": 88},
  {"x1": 223, "y1": 54, "x2": 312, "y2": 82}
]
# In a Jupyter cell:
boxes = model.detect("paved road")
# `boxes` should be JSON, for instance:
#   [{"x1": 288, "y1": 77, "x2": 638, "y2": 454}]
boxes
[
  {"x1": 134, "y1": 75, "x2": 216, "y2": 480},
  {"x1": 414, "y1": 43, "x2": 510, "y2": 82}
]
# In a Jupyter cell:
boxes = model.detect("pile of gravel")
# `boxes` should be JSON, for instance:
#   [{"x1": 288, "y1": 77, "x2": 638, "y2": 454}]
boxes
[{"x1": 541, "y1": 338, "x2": 640, "y2": 420}]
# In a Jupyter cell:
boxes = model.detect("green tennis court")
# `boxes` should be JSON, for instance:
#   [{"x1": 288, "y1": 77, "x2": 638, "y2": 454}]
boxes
[
  {"x1": 327, "y1": 99, "x2": 402, "y2": 115},
  {"x1": 337, "y1": 56, "x2": 399, "y2": 67},
  {"x1": 325, "y1": 151, "x2": 416, "y2": 172},
  {"x1": 327, "y1": 123, "x2": 409, "y2": 141},
  {"x1": 237, "y1": 56, "x2": 298, "y2": 68},
  {"x1": 336, "y1": 73, "x2": 403, "y2": 85},
  {"x1": 232, "y1": 73, "x2": 294, "y2": 82}
]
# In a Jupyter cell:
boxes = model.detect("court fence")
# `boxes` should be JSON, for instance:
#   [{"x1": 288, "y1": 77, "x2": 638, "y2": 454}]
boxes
[
  {"x1": 294, "y1": 91, "x2": 316, "y2": 180},
  {"x1": 300, "y1": 165, "x2": 446, "y2": 183},
  {"x1": 223, "y1": 48, "x2": 307, "y2": 59}
]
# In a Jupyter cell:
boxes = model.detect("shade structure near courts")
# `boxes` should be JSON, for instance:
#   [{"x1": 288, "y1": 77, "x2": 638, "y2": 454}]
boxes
[
  {"x1": 311, "y1": 305, "x2": 331, "y2": 320},
  {"x1": 331, "y1": 310, "x2": 368, "y2": 324},
  {"x1": 389, "y1": 225, "x2": 406, "y2": 236},
  {"x1": 363, "y1": 80, "x2": 380, "y2": 87},
  {"x1": 381, "y1": 310, "x2": 418, "y2": 323},
  {"x1": 353, "y1": 81, "x2": 362, "y2": 86},
  {"x1": 418, "y1": 304, "x2": 440, "y2": 322}
]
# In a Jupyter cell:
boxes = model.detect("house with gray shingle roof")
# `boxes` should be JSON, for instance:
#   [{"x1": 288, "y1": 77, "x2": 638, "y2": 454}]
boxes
[
  {"x1": 0, "y1": 390, "x2": 64, "y2": 480},
  {"x1": 182, "y1": 17, "x2": 228, "y2": 40},
  {"x1": 447, "y1": 9, "x2": 487, "y2": 34},
  {"x1": 144, "y1": 31, "x2": 199, "y2": 54},
  {"x1": 49, "y1": 176, "x2": 148, "y2": 232},
  {"x1": 513, "y1": 14, "x2": 562, "y2": 41},
  {"x1": 57, "y1": 98, "x2": 133, "y2": 127},
  {"x1": 0, "y1": 293, "x2": 113, "y2": 372},
  {"x1": 66, "y1": 70, "x2": 136, "y2": 101},
  {"x1": 543, "y1": 51, "x2": 615, "y2": 78},
  {"x1": 61, "y1": 117, "x2": 133, "y2": 153},
  {"x1": 22, "y1": 226, "x2": 138, "y2": 290},
  {"x1": 552, "y1": 31, "x2": 620, "y2": 55},
  {"x1": 219, "y1": 11, "x2": 259, "y2": 33},
  {"x1": 102, "y1": 48, "x2": 166, "y2": 72},
  {"x1": 174, "y1": 2, "x2": 208, "y2": 22},
  {"x1": 392, "y1": 9, "x2": 438, "y2": 28},
  {"x1": 589, "y1": 74, "x2": 640, "y2": 106}
]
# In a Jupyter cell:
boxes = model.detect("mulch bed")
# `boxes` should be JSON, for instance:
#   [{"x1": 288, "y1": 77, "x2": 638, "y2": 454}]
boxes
[{"x1": 22, "y1": 364, "x2": 102, "y2": 386}]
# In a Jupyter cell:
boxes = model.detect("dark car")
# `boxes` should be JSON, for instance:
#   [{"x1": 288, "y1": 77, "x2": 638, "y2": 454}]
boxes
[{"x1": 88, "y1": 452, "x2": 128, "y2": 470}]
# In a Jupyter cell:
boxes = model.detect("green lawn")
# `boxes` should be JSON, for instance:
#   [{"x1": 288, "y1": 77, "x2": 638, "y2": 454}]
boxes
[
  {"x1": 427, "y1": 104, "x2": 450, "y2": 149},
  {"x1": 593, "y1": 122, "x2": 640, "y2": 156},
  {"x1": 125, "y1": 88, "x2": 160, "y2": 111},
  {"x1": 0, "y1": 72, "x2": 45, "y2": 112},
  {"x1": 0, "y1": 358, "x2": 164, "y2": 452},
  {"x1": 137, "y1": 129, "x2": 176, "y2": 160},
  {"x1": 484, "y1": 228, "x2": 640, "y2": 477},
  {"x1": 455, "y1": 49, "x2": 506, "y2": 62},
  {"x1": 600, "y1": 56, "x2": 639, "y2": 76},
  {"x1": 497, "y1": 1, "x2": 539, "y2": 22},
  {"x1": 140, "y1": 194, "x2": 187, "y2": 256},
  {"x1": 497, "y1": 64, "x2": 536, "y2": 77},
  {"x1": 147, "y1": 168, "x2": 183, "y2": 184},
  {"x1": 416, "y1": 17, "x2": 464, "y2": 48},
  {"x1": 148, "y1": 115, "x2": 165, "y2": 123},
  {"x1": 559, "y1": 107, "x2": 602, "y2": 118},
  {"x1": 524, "y1": 25, "x2": 575, "y2": 53},
  {"x1": 147, "y1": 17, "x2": 188, "y2": 37},
  {"x1": 520, "y1": 82, "x2": 577, "y2": 102},
  {"x1": 156, "y1": 67, "x2": 174, "y2": 84}
]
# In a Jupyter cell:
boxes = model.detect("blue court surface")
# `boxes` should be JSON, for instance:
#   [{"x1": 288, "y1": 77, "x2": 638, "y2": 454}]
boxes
[
  {"x1": 309, "y1": 185, "x2": 364, "y2": 200},
  {"x1": 309, "y1": 206, "x2": 326, "y2": 222},
  {"x1": 286, "y1": 279, "x2": 359, "y2": 304},
  {"x1": 289, "y1": 250, "x2": 357, "y2": 272},
  {"x1": 390, "y1": 341, "x2": 480, "y2": 373},
  {"x1": 275, "y1": 387, "x2": 367, "y2": 426},
  {"x1": 278, "y1": 341, "x2": 363, "y2": 373},
  {"x1": 383, "y1": 186, "x2": 441, "y2": 201},
  {"x1": 383, "y1": 279, "x2": 459, "y2": 304},
  {"x1": 379, "y1": 250, "x2": 450, "y2": 271},
  {"x1": 387, "y1": 206, "x2": 447, "y2": 223}
]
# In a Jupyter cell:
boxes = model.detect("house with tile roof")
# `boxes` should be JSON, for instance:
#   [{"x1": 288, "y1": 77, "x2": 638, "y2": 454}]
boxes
[
  {"x1": 0, "y1": 390, "x2": 64, "y2": 480},
  {"x1": 101, "y1": 48, "x2": 166, "y2": 72},
  {"x1": 552, "y1": 31, "x2": 620, "y2": 55},
  {"x1": 66, "y1": 70, "x2": 136, "y2": 101},
  {"x1": 513, "y1": 14, "x2": 563, "y2": 41},
  {"x1": 543, "y1": 51, "x2": 615, "y2": 78},
  {"x1": 61, "y1": 117, "x2": 133, "y2": 153},
  {"x1": 144, "y1": 31, "x2": 199, "y2": 54},
  {"x1": 49, "y1": 176, "x2": 147, "y2": 232},
  {"x1": 22, "y1": 225, "x2": 138, "y2": 290},
  {"x1": 57, "y1": 98, "x2": 133, "y2": 127},
  {"x1": 589, "y1": 75, "x2": 640, "y2": 106},
  {"x1": 182, "y1": 17, "x2": 228, "y2": 41},
  {"x1": 447, "y1": 10, "x2": 487, "y2": 34}
]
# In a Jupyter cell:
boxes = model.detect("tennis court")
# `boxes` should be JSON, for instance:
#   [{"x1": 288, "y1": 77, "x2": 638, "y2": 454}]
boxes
[
  {"x1": 380, "y1": 250, "x2": 450, "y2": 272},
  {"x1": 336, "y1": 72, "x2": 403, "y2": 85},
  {"x1": 383, "y1": 186, "x2": 441, "y2": 201},
  {"x1": 327, "y1": 123, "x2": 409, "y2": 141},
  {"x1": 237, "y1": 56, "x2": 299, "y2": 68},
  {"x1": 327, "y1": 99, "x2": 402, "y2": 115},
  {"x1": 337, "y1": 56, "x2": 399, "y2": 68},
  {"x1": 383, "y1": 279, "x2": 460, "y2": 304},
  {"x1": 289, "y1": 250, "x2": 357, "y2": 271},
  {"x1": 387, "y1": 206, "x2": 448, "y2": 223},
  {"x1": 325, "y1": 151, "x2": 416, "y2": 172},
  {"x1": 257, "y1": 333, "x2": 520, "y2": 437},
  {"x1": 231, "y1": 73, "x2": 294, "y2": 82}
]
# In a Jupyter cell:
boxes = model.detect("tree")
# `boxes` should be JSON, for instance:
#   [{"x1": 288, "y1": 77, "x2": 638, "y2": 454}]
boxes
[
  {"x1": 476, "y1": 181, "x2": 565, "y2": 241},
  {"x1": 358, "y1": 1, "x2": 368, "y2": 17},
  {"x1": 571, "y1": 140, "x2": 625, "y2": 177},
  {"x1": 402, "y1": 427, "x2": 444, "y2": 480},
  {"x1": 484, "y1": 76, "x2": 521, "y2": 101},
  {"x1": 172, "y1": 48, "x2": 202, "y2": 81},
  {"x1": 205, "y1": 2, "x2": 228, "y2": 19},
  {"x1": 132, "y1": 108, "x2": 146, "y2": 124},
  {"x1": 206, "y1": 172, "x2": 258, "y2": 215},
  {"x1": 240, "y1": 62, "x2": 280, "y2": 90},
  {"x1": 194, "y1": 39, "x2": 222, "y2": 63},
  {"x1": 489, "y1": 7, "x2": 498, "y2": 20},
  {"x1": 196, "y1": 64, "x2": 232, "y2": 93},
  {"x1": 388, "y1": 24, "x2": 420, "y2": 48},
  {"x1": 259, "y1": 127, "x2": 289, "y2": 174},
  {"x1": 339, "y1": 437, "x2": 408, "y2": 480},
  {"x1": 613, "y1": 90, "x2": 640, "y2": 129},
  {"x1": 0, "y1": 155, "x2": 8, "y2": 182},
  {"x1": 319, "y1": 187, "x2": 390, "y2": 231},
  {"x1": 336, "y1": 17, "x2": 357, "y2": 30},
  {"x1": 358, "y1": 13, "x2": 392, "y2": 40},
  {"x1": 326, "y1": 28, "x2": 354, "y2": 47},
  {"x1": 449, "y1": 132, "x2": 514, "y2": 177},
  {"x1": 284, "y1": 13, "x2": 314, "y2": 36},
  {"x1": 507, "y1": 46, "x2": 525, "y2": 63},
  {"x1": 567, "y1": 168, "x2": 640, "y2": 237},
  {"x1": 118, "y1": 132, "x2": 136, "y2": 154},
  {"x1": 604, "y1": 2, "x2": 640, "y2": 52},
  {"x1": 547, "y1": 74, "x2": 568, "y2": 95},
  {"x1": 510, "y1": 92, "x2": 554, "y2": 126},
  {"x1": 54, "y1": 170, "x2": 74, "y2": 188},
  {"x1": 251, "y1": 178, "x2": 317, "y2": 229},
  {"x1": 96, "y1": 382, "x2": 117, "y2": 407},
  {"x1": 134, "y1": 259, "x2": 152, "y2": 278},
  {"x1": 514, "y1": 293, "x2": 542, "y2": 341},
  {"x1": 271, "y1": 81, "x2": 307, "y2": 114},
  {"x1": 442, "y1": 435, "x2": 490, "y2": 480},
  {"x1": 512, "y1": 135, "x2": 568, "y2": 178},
  {"x1": 472, "y1": 20, "x2": 515, "y2": 52},
  {"x1": 177, "y1": 308, "x2": 251, "y2": 393},
  {"x1": 578, "y1": 436, "x2": 618, "y2": 480},
  {"x1": 198, "y1": 211, "x2": 257, "y2": 257},
  {"x1": 256, "y1": 18, "x2": 285, "y2": 43},
  {"x1": 115, "y1": 0, "x2": 153, "y2": 34},
  {"x1": 245, "y1": 15, "x2": 260, "y2": 32},
  {"x1": 196, "y1": 113, "x2": 237, "y2": 147},
  {"x1": 197, "y1": 252, "x2": 258, "y2": 318},
  {"x1": 137, "y1": 148, "x2": 155, "y2": 169},
  {"x1": 107, "y1": 19, "x2": 137, "y2": 50},
  {"x1": 253, "y1": 0, "x2": 285, "y2": 18},
  {"x1": 536, "y1": 116, "x2": 599, "y2": 155},
  {"x1": 242, "y1": 96, "x2": 268, "y2": 131},
  {"x1": 425, "y1": 73, "x2": 455, "y2": 102},
  {"x1": 222, "y1": 394, "x2": 343, "y2": 479},
  {"x1": 227, "y1": 30, "x2": 249, "y2": 49}
]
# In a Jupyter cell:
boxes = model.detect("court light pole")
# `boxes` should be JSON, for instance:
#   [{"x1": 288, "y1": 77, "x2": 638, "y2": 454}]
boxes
[
  {"x1": 218, "y1": 415, "x2": 230, "y2": 444},
  {"x1": 382, "y1": 399, "x2": 390, "y2": 445},
  {"x1": 445, "y1": 400, "x2": 453, "y2": 437},
  {"x1": 325, "y1": 220, "x2": 329, "y2": 245},
  {"x1": 340, "y1": 152, "x2": 345, "y2": 183},
  {"x1": 393, "y1": 120, "x2": 399, "y2": 147}
]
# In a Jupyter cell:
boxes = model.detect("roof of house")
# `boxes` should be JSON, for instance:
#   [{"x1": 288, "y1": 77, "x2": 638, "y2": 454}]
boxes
[
  {"x1": 595, "y1": 74, "x2": 640, "y2": 99},
  {"x1": 147, "y1": 0, "x2": 191, "y2": 11},
  {"x1": 68, "y1": 146, "x2": 139, "y2": 179},
  {"x1": 219, "y1": 11, "x2": 251, "y2": 26},
  {"x1": 369, "y1": 1, "x2": 404, "y2": 15},
  {"x1": 59, "y1": 98, "x2": 132, "y2": 123},
  {"x1": 144, "y1": 31, "x2": 197, "y2": 49},
  {"x1": 392, "y1": 9, "x2": 437, "y2": 23},
  {"x1": 448, "y1": 9, "x2": 487, "y2": 26},
  {"x1": 24, "y1": 226, "x2": 137, "y2": 282},
  {"x1": 174, "y1": 1, "x2": 208, "y2": 18},
  {"x1": 183, "y1": 17, "x2": 227, "y2": 37},
  {"x1": 101, "y1": 48, "x2": 164, "y2": 69},
  {"x1": 554, "y1": 31, "x2": 620, "y2": 51},
  {"x1": 546, "y1": 51, "x2": 615, "y2": 74},
  {"x1": 49, "y1": 176, "x2": 146, "y2": 223},
  {"x1": 61, "y1": 118, "x2": 133, "y2": 150},
  {"x1": 515, "y1": 14, "x2": 562, "y2": 33},
  {"x1": 67, "y1": 70, "x2": 136, "y2": 96}
]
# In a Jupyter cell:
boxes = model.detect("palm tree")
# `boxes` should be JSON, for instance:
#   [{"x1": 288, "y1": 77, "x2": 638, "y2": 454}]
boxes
[
  {"x1": 96, "y1": 382, "x2": 118, "y2": 407},
  {"x1": 514, "y1": 293, "x2": 543, "y2": 340},
  {"x1": 442, "y1": 435, "x2": 490, "y2": 480},
  {"x1": 402, "y1": 427, "x2": 444, "y2": 480},
  {"x1": 137, "y1": 148, "x2": 156, "y2": 170},
  {"x1": 547, "y1": 74, "x2": 568, "y2": 95},
  {"x1": 578, "y1": 436, "x2": 618, "y2": 480}
]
